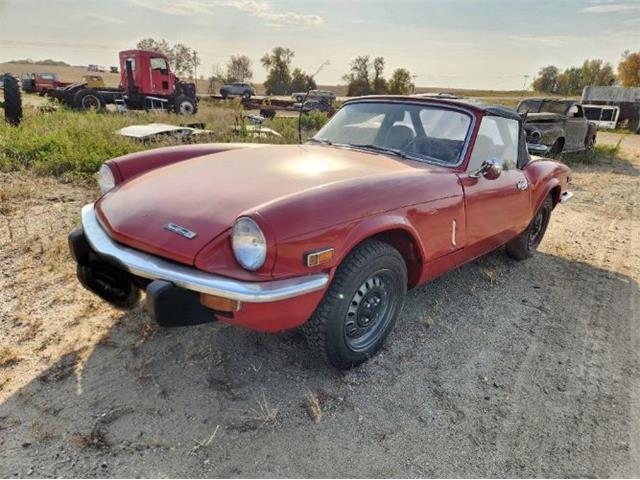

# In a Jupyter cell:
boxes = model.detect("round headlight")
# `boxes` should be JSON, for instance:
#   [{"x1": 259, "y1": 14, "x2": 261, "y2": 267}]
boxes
[
  {"x1": 97, "y1": 163, "x2": 116, "y2": 194},
  {"x1": 231, "y1": 217, "x2": 267, "y2": 271}
]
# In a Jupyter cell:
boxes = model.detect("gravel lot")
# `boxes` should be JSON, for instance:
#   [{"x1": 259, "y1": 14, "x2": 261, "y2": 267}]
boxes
[{"x1": 0, "y1": 132, "x2": 638, "y2": 477}]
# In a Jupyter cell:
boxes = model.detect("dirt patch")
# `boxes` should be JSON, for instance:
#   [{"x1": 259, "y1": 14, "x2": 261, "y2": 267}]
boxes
[{"x1": 0, "y1": 133, "x2": 638, "y2": 477}]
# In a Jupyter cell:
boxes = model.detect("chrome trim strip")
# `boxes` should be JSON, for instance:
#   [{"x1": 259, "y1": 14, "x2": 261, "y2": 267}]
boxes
[
  {"x1": 559, "y1": 191, "x2": 573, "y2": 204},
  {"x1": 81, "y1": 204, "x2": 329, "y2": 303}
]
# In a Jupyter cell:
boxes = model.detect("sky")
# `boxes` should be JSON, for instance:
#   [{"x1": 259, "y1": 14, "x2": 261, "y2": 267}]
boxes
[{"x1": 0, "y1": 0, "x2": 638, "y2": 90}]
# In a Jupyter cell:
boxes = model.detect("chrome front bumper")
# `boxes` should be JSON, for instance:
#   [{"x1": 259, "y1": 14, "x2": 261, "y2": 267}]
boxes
[{"x1": 80, "y1": 204, "x2": 329, "y2": 303}]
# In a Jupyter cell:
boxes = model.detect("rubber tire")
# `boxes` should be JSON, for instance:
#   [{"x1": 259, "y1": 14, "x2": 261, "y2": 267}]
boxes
[
  {"x1": 242, "y1": 91, "x2": 251, "y2": 99},
  {"x1": 549, "y1": 138, "x2": 564, "y2": 155},
  {"x1": 506, "y1": 195, "x2": 553, "y2": 261},
  {"x1": 295, "y1": 95, "x2": 304, "y2": 102},
  {"x1": 220, "y1": 90, "x2": 228, "y2": 99},
  {"x1": 174, "y1": 95, "x2": 197, "y2": 115},
  {"x1": 586, "y1": 134, "x2": 596, "y2": 150},
  {"x1": 303, "y1": 240, "x2": 407, "y2": 369},
  {"x1": 73, "y1": 89, "x2": 105, "y2": 111},
  {"x1": 2, "y1": 74, "x2": 22, "y2": 126}
]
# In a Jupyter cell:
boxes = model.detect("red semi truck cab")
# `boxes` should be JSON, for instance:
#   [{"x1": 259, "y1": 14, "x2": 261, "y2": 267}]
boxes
[{"x1": 118, "y1": 50, "x2": 176, "y2": 97}]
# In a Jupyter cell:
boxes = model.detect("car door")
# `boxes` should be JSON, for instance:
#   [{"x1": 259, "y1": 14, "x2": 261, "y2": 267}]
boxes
[
  {"x1": 564, "y1": 104, "x2": 588, "y2": 150},
  {"x1": 149, "y1": 57, "x2": 172, "y2": 96},
  {"x1": 460, "y1": 115, "x2": 532, "y2": 255}
]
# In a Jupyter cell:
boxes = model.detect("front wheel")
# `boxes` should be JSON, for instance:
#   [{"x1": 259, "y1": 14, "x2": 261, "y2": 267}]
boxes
[
  {"x1": 303, "y1": 240, "x2": 407, "y2": 369},
  {"x1": 506, "y1": 195, "x2": 553, "y2": 260},
  {"x1": 174, "y1": 95, "x2": 197, "y2": 115}
]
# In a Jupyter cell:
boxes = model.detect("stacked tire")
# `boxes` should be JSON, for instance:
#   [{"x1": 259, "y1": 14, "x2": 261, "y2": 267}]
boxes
[{"x1": 2, "y1": 74, "x2": 22, "y2": 126}]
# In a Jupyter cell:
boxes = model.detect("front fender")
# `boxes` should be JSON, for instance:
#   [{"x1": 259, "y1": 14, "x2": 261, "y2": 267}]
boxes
[
  {"x1": 270, "y1": 212, "x2": 428, "y2": 282},
  {"x1": 106, "y1": 143, "x2": 269, "y2": 183}
]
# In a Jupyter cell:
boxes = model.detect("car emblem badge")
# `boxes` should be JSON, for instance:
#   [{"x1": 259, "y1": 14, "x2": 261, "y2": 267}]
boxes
[{"x1": 165, "y1": 223, "x2": 197, "y2": 239}]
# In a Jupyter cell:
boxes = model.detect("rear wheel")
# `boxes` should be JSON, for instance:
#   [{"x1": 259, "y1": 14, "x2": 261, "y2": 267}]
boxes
[
  {"x1": 506, "y1": 195, "x2": 553, "y2": 260},
  {"x1": 242, "y1": 91, "x2": 251, "y2": 99},
  {"x1": 303, "y1": 240, "x2": 407, "y2": 369},
  {"x1": 586, "y1": 134, "x2": 596, "y2": 150},
  {"x1": 73, "y1": 89, "x2": 105, "y2": 111},
  {"x1": 2, "y1": 74, "x2": 22, "y2": 126},
  {"x1": 174, "y1": 95, "x2": 197, "y2": 115}
]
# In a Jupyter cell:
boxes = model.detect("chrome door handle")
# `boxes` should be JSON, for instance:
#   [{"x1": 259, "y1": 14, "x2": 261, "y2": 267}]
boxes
[{"x1": 517, "y1": 179, "x2": 528, "y2": 191}]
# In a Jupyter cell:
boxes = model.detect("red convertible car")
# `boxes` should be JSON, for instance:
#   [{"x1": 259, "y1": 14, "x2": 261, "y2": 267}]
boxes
[{"x1": 69, "y1": 96, "x2": 573, "y2": 369}]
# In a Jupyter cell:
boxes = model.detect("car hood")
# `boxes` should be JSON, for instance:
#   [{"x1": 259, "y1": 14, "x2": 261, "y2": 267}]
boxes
[
  {"x1": 525, "y1": 112, "x2": 562, "y2": 123},
  {"x1": 96, "y1": 144, "x2": 415, "y2": 265}
]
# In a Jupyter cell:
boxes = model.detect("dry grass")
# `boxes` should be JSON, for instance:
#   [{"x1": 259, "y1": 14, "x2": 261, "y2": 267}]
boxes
[
  {"x1": 0, "y1": 346, "x2": 22, "y2": 368},
  {"x1": 304, "y1": 390, "x2": 323, "y2": 424},
  {"x1": 244, "y1": 393, "x2": 279, "y2": 428}
]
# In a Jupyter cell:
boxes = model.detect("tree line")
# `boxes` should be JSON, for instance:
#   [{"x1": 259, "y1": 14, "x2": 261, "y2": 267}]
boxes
[
  {"x1": 216, "y1": 48, "x2": 414, "y2": 96},
  {"x1": 136, "y1": 38, "x2": 414, "y2": 96},
  {"x1": 532, "y1": 50, "x2": 640, "y2": 95}
]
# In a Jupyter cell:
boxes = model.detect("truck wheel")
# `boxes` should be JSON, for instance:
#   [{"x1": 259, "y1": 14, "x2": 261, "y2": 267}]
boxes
[
  {"x1": 303, "y1": 240, "x2": 407, "y2": 369},
  {"x1": 506, "y1": 195, "x2": 553, "y2": 261},
  {"x1": 2, "y1": 74, "x2": 22, "y2": 126},
  {"x1": 174, "y1": 95, "x2": 197, "y2": 115},
  {"x1": 242, "y1": 91, "x2": 251, "y2": 99},
  {"x1": 586, "y1": 134, "x2": 596, "y2": 150},
  {"x1": 549, "y1": 138, "x2": 564, "y2": 155},
  {"x1": 73, "y1": 89, "x2": 105, "y2": 110}
]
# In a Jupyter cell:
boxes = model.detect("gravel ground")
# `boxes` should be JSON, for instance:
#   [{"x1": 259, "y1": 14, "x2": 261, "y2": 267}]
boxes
[{"x1": 0, "y1": 132, "x2": 638, "y2": 477}]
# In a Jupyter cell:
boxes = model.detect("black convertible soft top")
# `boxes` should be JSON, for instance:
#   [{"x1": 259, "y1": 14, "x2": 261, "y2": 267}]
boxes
[{"x1": 345, "y1": 95, "x2": 523, "y2": 121}]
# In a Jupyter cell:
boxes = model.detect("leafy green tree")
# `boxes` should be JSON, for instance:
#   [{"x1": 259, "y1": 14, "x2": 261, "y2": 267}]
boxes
[
  {"x1": 581, "y1": 59, "x2": 616, "y2": 87},
  {"x1": 372, "y1": 57, "x2": 388, "y2": 94},
  {"x1": 618, "y1": 50, "x2": 640, "y2": 87},
  {"x1": 556, "y1": 67, "x2": 583, "y2": 95},
  {"x1": 343, "y1": 55, "x2": 372, "y2": 96},
  {"x1": 135, "y1": 38, "x2": 199, "y2": 77},
  {"x1": 225, "y1": 55, "x2": 253, "y2": 83},
  {"x1": 388, "y1": 68, "x2": 413, "y2": 95},
  {"x1": 290, "y1": 68, "x2": 317, "y2": 92},
  {"x1": 532, "y1": 65, "x2": 559, "y2": 93},
  {"x1": 261, "y1": 46, "x2": 295, "y2": 95}
]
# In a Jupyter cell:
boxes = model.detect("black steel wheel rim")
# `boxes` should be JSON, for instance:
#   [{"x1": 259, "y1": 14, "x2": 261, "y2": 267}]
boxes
[
  {"x1": 528, "y1": 204, "x2": 550, "y2": 248},
  {"x1": 179, "y1": 101, "x2": 194, "y2": 114},
  {"x1": 344, "y1": 269, "x2": 400, "y2": 352}
]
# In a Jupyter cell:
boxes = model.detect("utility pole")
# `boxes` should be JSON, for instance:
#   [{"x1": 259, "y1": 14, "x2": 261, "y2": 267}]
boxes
[{"x1": 522, "y1": 74, "x2": 529, "y2": 91}]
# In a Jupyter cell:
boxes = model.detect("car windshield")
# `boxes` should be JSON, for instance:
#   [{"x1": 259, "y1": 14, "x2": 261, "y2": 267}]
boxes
[
  {"x1": 517, "y1": 100, "x2": 570, "y2": 115},
  {"x1": 311, "y1": 102, "x2": 473, "y2": 165}
]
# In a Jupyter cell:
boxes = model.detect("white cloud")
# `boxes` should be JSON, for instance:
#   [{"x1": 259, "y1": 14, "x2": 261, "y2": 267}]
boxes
[
  {"x1": 81, "y1": 13, "x2": 126, "y2": 24},
  {"x1": 130, "y1": 0, "x2": 323, "y2": 26},
  {"x1": 582, "y1": 3, "x2": 639, "y2": 13}
]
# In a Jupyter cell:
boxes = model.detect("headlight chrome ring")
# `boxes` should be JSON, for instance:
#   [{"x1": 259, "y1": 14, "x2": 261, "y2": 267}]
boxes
[
  {"x1": 97, "y1": 163, "x2": 116, "y2": 194},
  {"x1": 231, "y1": 217, "x2": 267, "y2": 271}
]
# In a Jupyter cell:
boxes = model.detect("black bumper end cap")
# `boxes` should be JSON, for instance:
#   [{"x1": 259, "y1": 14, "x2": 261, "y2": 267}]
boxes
[
  {"x1": 68, "y1": 227, "x2": 90, "y2": 264},
  {"x1": 145, "y1": 280, "x2": 217, "y2": 328}
]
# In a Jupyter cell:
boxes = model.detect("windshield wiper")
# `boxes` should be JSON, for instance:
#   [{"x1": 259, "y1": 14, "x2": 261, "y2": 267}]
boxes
[
  {"x1": 306, "y1": 138, "x2": 333, "y2": 145},
  {"x1": 344, "y1": 143, "x2": 408, "y2": 158}
]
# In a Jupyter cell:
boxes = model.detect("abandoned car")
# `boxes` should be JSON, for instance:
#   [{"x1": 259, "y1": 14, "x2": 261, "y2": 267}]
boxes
[
  {"x1": 517, "y1": 98, "x2": 597, "y2": 155},
  {"x1": 69, "y1": 96, "x2": 573, "y2": 369}
]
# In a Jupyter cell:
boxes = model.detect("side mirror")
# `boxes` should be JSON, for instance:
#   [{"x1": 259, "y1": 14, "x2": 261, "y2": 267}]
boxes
[{"x1": 470, "y1": 158, "x2": 503, "y2": 180}]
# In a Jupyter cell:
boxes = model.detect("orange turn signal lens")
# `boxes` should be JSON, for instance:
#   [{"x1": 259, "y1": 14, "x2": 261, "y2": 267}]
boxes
[
  {"x1": 305, "y1": 248, "x2": 334, "y2": 267},
  {"x1": 200, "y1": 294, "x2": 241, "y2": 312}
]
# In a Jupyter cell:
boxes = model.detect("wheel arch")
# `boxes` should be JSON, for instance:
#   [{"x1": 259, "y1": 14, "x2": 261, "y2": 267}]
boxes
[{"x1": 336, "y1": 215, "x2": 425, "y2": 288}]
